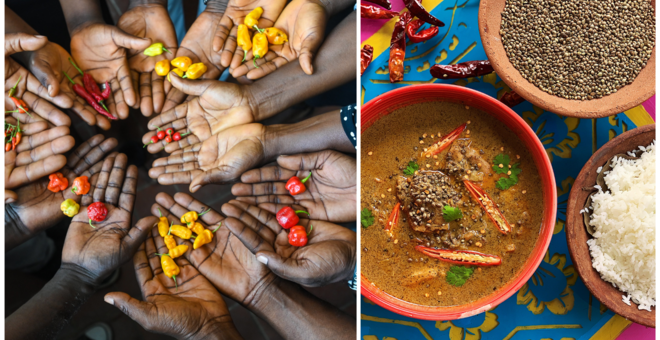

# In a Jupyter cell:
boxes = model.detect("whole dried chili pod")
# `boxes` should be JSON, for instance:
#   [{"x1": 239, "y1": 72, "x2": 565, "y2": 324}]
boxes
[
  {"x1": 364, "y1": 0, "x2": 392, "y2": 10},
  {"x1": 361, "y1": 44, "x2": 374, "y2": 76},
  {"x1": 64, "y1": 73, "x2": 117, "y2": 120},
  {"x1": 430, "y1": 60, "x2": 494, "y2": 79},
  {"x1": 406, "y1": 19, "x2": 439, "y2": 44},
  {"x1": 389, "y1": 12, "x2": 412, "y2": 83},
  {"x1": 101, "y1": 82, "x2": 111, "y2": 100},
  {"x1": 83, "y1": 73, "x2": 104, "y2": 102},
  {"x1": 403, "y1": 0, "x2": 445, "y2": 27},
  {"x1": 361, "y1": 4, "x2": 398, "y2": 19},
  {"x1": 500, "y1": 90, "x2": 525, "y2": 108}
]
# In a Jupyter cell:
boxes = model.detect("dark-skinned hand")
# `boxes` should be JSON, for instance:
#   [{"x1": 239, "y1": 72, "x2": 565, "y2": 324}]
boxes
[
  {"x1": 142, "y1": 75, "x2": 254, "y2": 154},
  {"x1": 230, "y1": 0, "x2": 327, "y2": 80},
  {"x1": 117, "y1": 3, "x2": 178, "y2": 117},
  {"x1": 105, "y1": 227, "x2": 243, "y2": 340},
  {"x1": 149, "y1": 123, "x2": 266, "y2": 192},
  {"x1": 233, "y1": 150, "x2": 356, "y2": 222},
  {"x1": 70, "y1": 23, "x2": 152, "y2": 120},
  {"x1": 5, "y1": 33, "x2": 72, "y2": 127},
  {"x1": 7, "y1": 135, "x2": 117, "y2": 246},
  {"x1": 222, "y1": 200, "x2": 356, "y2": 287},
  {"x1": 153, "y1": 192, "x2": 277, "y2": 306}
]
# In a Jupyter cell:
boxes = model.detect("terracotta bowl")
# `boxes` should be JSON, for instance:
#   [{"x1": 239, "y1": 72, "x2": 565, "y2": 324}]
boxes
[
  {"x1": 361, "y1": 84, "x2": 557, "y2": 320},
  {"x1": 478, "y1": 0, "x2": 656, "y2": 118},
  {"x1": 566, "y1": 124, "x2": 655, "y2": 327}
]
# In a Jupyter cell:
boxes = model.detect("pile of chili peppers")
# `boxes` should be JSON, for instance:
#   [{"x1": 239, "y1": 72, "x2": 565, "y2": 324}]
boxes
[
  {"x1": 276, "y1": 206, "x2": 312, "y2": 247},
  {"x1": 4, "y1": 119, "x2": 22, "y2": 152},
  {"x1": 360, "y1": 0, "x2": 444, "y2": 81},
  {"x1": 237, "y1": 7, "x2": 289, "y2": 68},
  {"x1": 143, "y1": 126, "x2": 191, "y2": 148},
  {"x1": 65, "y1": 58, "x2": 115, "y2": 120},
  {"x1": 166, "y1": 56, "x2": 207, "y2": 81},
  {"x1": 52, "y1": 173, "x2": 92, "y2": 218}
]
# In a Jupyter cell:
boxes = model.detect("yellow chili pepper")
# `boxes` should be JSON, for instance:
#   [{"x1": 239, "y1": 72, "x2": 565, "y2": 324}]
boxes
[
  {"x1": 264, "y1": 27, "x2": 288, "y2": 45},
  {"x1": 60, "y1": 199, "x2": 80, "y2": 217},
  {"x1": 157, "y1": 209, "x2": 170, "y2": 237},
  {"x1": 183, "y1": 63, "x2": 207, "y2": 80},
  {"x1": 143, "y1": 42, "x2": 171, "y2": 57},
  {"x1": 159, "y1": 254, "x2": 180, "y2": 289},
  {"x1": 189, "y1": 222, "x2": 205, "y2": 235},
  {"x1": 244, "y1": 7, "x2": 264, "y2": 30},
  {"x1": 252, "y1": 32, "x2": 268, "y2": 68},
  {"x1": 164, "y1": 234, "x2": 177, "y2": 250},
  {"x1": 193, "y1": 224, "x2": 221, "y2": 249},
  {"x1": 157, "y1": 244, "x2": 188, "y2": 259},
  {"x1": 181, "y1": 209, "x2": 211, "y2": 226},
  {"x1": 237, "y1": 24, "x2": 253, "y2": 62},
  {"x1": 171, "y1": 56, "x2": 192, "y2": 72},
  {"x1": 155, "y1": 59, "x2": 170, "y2": 76},
  {"x1": 169, "y1": 225, "x2": 192, "y2": 239},
  {"x1": 167, "y1": 68, "x2": 185, "y2": 82}
]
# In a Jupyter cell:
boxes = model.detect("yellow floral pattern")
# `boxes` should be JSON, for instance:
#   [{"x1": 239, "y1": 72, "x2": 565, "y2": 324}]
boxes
[
  {"x1": 517, "y1": 252, "x2": 578, "y2": 315},
  {"x1": 436, "y1": 311, "x2": 499, "y2": 340}
]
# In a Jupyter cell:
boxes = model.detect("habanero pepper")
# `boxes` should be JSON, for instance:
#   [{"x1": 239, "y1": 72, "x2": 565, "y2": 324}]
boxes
[
  {"x1": 360, "y1": 4, "x2": 398, "y2": 19},
  {"x1": 364, "y1": 0, "x2": 392, "y2": 10},
  {"x1": 143, "y1": 42, "x2": 171, "y2": 57},
  {"x1": 155, "y1": 59, "x2": 170, "y2": 77},
  {"x1": 244, "y1": 7, "x2": 264, "y2": 31},
  {"x1": 167, "y1": 68, "x2": 185, "y2": 82},
  {"x1": 71, "y1": 176, "x2": 90, "y2": 195},
  {"x1": 403, "y1": 0, "x2": 445, "y2": 27},
  {"x1": 159, "y1": 254, "x2": 180, "y2": 288},
  {"x1": 264, "y1": 27, "x2": 288, "y2": 45},
  {"x1": 276, "y1": 207, "x2": 309, "y2": 229},
  {"x1": 285, "y1": 172, "x2": 312, "y2": 196},
  {"x1": 181, "y1": 209, "x2": 210, "y2": 226},
  {"x1": 500, "y1": 90, "x2": 525, "y2": 108},
  {"x1": 237, "y1": 24, "x2": 253, "y2": 62},
  {"x1": 158, "y1": 208, "x2": 171, "y2": 237},
  {"x1": 252, "y1": 32, "x2": 268, "y2": 68},
  {"x1": 64, "y1": 73, "x2": 116, "y2": 120},
  {"x1": 88, "y1": 201, "x2": 108, "y2": 228},
  {"x1": 389, "y1": 12, "x2": 412, "y2": 83},
  {"x1": 169, "y1": 224, "x2": 192, "y2": 239},
  {"x1": 164, "y1": 234, "x2": 177, "y2": 250},
  {"x1": 156, "y1": 244, "x2": 188, "y2": 259},
  {"x1": 183, "y1": 63, "x2": 207, "y2": 79},
  {"x1": 430, "y1": 60, "x2": 494, "y2": 79},
  {"x1": 189, "y1": 222, "x2": 205, "y2": 235},
  {"x1": 288, "y1": 224, "x2": 311, "y2": 247},
  {"x1": 171, "y1": 57, "x2": 192, "y2": 72},
  {"x1": 406, "y1": 19, "x2": 439, "y2": 44},
  {"x1": 193, "y1": 224, "x2": 221, "y2": 249},
  {"x1": 61, "y1": 199, "x2": 80, "y2": 217},
  {"x1": 47, "y1": 172, "x2": 68, "y2": 193},
  {"x1": 361, "y1": 45, "x2": 374, "y2": 76}
]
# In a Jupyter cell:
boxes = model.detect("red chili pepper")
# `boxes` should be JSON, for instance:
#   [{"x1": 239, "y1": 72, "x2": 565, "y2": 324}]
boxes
[
  {"x1": 361, "y1": 4, "x2": 398, "y2": 19},
  {"x1": 87, "y1": 201, "x2": 108, "y2": 228},
  {"x1": 430, "y1": 60, "x2": 494, "y2": 79},
  {"x1": 11, "y1": 137, "x2": 17, "y2": 151},
  {"x1": 83, "y1": 73, "x2": 104, "y2": 102},
  {"x1": 463, "y1": 180, "x2": 512, "y2": 234},
  {"x1": 14, "y1": 132, "x2": 21, "y2": 146},
  {"x1": 276, "y1": 207, "x2": 309, "y2": 229},
  {"x1": 500, "y1": 90, "x2": 525, "y2": 108},
  {"x1": 164, "y1": 135, "x2": 172, "y2": 143},
  {"x1": 364, "y1": 0, "x2": 392, "y2": 10},
  {"x1": 288, "y1": 225, "x2": 311, "y2": 247},
  {"x1": 47, "y1": 172, "x2": 69, "y2": 193},
  {"x1": 415, "y1": 246, "x2": 502, "y2": 266},
  {"x1": 361, "y1": 45, "x2": 374, "y2": 76},
  {"x1": 101, "y1": 82, "x2": 111, "y2": 99},
  {"x1": 285, "y1": 172, "x2": 312, "y2": 196},
  {"x1": 165, "y1": 128, "x2": 174, "y2": 136},
  {"x1": 406, "y1": 19, "x2": 439, "y2": 44},
  {"x1": 385, "y1": 202, "x2": 400, "y2": 232},
  {"x1": 421, "y1": 123, "x2": 466, "y2": 157},
  {"x1": 144, "y1": 135, "x2": 159, "y2": 148},
  {"x1": 64, "y1": 73, "x2": 116, "y2": 120},
  {"x1": 157, "y1": 130, "x2": 166, "y2": 140},
  {"x1": 172, "y1": 131, "x2": 191, "y2": 141},
  {"x1": 10, "y1": 97, "x2": 29, "y2": 114},
  {"x1": 5, "y1": 143, "x2": 11, "y2": 152},
  {"x1": 403, "y1": 0, "x2": 445, "y2": 27},
  {"x1": 389, "y1": 12, "x2": 412, "y2": 83}
]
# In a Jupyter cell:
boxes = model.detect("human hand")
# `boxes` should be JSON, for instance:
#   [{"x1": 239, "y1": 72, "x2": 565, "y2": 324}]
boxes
[
  {"x1": 117, "y1": 3, "x2": 178, "y2": 116},
  {"x1": 142, "y1": 75, "x2": 254, "y2": 154},
  {"x1": 153, "y1": 192, "x2": 276, "y2": 305},
  {"x1": 104, "y1": 227, "x2": 242, "y2": 340},
  {"x1": 70, "y1": 23, "x2": 151, "y2": 120},
  {"x1": 62, "y1": 153, "x2": 146, "y2": 282},
  {"x1": 222, "y1": 200, "x2": 356, "y2": 287},
  {"x1": 233, "y1": 150, "x2": 356, "y2": 222},
  {"x1": 5, "y1": 33, "x2": 72, "y2": 127},
  {"x1": 6, "y1": 135, "x2": 117, "y2": 248},
  {"x1": 149, "y1": 123, "x2": 267, "y2": 192},
  {"x1": 230, "y1": 0, "x2": 327, "y2": 80}
]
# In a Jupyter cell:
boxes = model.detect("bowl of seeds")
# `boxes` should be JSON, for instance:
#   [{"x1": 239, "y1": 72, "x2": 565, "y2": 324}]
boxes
[{"x1": 479, "y1": 0, "x2": 655, "y2": 118}]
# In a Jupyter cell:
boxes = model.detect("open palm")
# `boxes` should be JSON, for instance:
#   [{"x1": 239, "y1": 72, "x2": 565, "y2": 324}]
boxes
[{"x1": 233, "y1": 150, "x2": 356, "y2": 222}]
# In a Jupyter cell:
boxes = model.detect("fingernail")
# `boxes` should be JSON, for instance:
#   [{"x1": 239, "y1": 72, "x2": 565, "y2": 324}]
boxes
[
  {"x1": 257, "y1": 255, "x2": 268, "y2": 265},
  {"x1": 191, "y1": 185, "x2": 201, "y2": 192},
  {"x1": 35, "y1": 35, "x2": 46, "y2": 38},
  {"x1": 104, "y1": 296, "x2": 114, "y2": 304},
  {"x1": 5, "y1": 198, "x2": 15, "y2": 204},
  {"x1": 48, "y1": 85, "x2": 53, "y2": 95}
]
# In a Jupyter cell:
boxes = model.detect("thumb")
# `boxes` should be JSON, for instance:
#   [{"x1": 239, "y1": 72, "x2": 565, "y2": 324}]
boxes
[
  {"x1": 5, "y1": 33, "x2": 48, "y2": 56},
  {"x1": 5, "y1": 190, "x2": 17, "y2": 204},
  {"x1": 105, "y1": 292, "x2": 154, "y2": 327},
  {"x1": 169, "y1": 74, "x2": 214, "y2": 97},
  {"x1": 111, "y1": 28, "x2": 151, "y2": 50},
  {"x1": 298, "y1": 48, "x2": 314, "y2": 75},
  {"x1": 256, "y1": 250, "x2": 303, "y2": 282}
]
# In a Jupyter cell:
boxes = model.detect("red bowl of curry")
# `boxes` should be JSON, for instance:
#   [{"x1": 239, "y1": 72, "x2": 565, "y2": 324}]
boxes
[{"x1": 360, "y1": 84, "x2": 557, "y2": 320}]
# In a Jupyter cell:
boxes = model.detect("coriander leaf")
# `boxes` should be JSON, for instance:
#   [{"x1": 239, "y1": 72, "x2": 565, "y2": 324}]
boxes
[
  {"x1": 496, "y1": 174, "x2": 518, "y2": 190},
  {"x1": 510, "y1": 163, "x2": 522, "y2": 176},
  {"x1": 446, "y1": 265, "x2": 476, "y2": 287},
  {"x1": 403, "y1": 161, "x2": 419, "y2": 176},
  {"x1": 442, "y1": 206, "x2": 463, "y2": 222},
  {"x1": 361, "y1": 208, "x2": 375, "y2": 228},
  {"x1": 492, "y1": 154, "x2": 511, "y2": 174}
]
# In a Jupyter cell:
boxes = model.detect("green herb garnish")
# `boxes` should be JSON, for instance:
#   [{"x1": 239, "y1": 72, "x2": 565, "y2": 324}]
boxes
[
  {"x1": 492, "y1": 154, "x2": 521, "y2": 190},
  {"x1": 361, "y1": 208, "x2": 375, "y2": 228},
  {"x1": 492, "y1": 154, "x2": 511, "y2": 174},
  {"x1": 446, "y1": 265, "x2": 476, "y2": 287},
  {"x1": 442, "y1": 206, "x2": 463, "y2": 222},
  {"x1": 403, "y1": 161, "x2": 419, "y2": 176}
]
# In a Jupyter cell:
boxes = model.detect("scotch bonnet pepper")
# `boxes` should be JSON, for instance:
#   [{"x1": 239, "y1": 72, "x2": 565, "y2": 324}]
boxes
[
  {"x1": 61, "y1": 199, "x2": 80, "y2": 217},
  {"x1": 155, "y1": 59, "x2": 170, "y2": 76},
  {"x1": 288, "y1": 225, "x2": 311, "y2": 247},
  {"x1": 88, "y1": 201, "x2": 108, "y2": 228},
  {"x1": 71, "y1": 176, "x2": 90, "y2": 195},
  {"x1": 167, "y1": 68, "x2": 185, "y2": 82},
  {"x1": 276, "y1": 207, "x2": 309, "y2": 229},
  {"x1": 183, "y1": 63, "x2": 207, "y2": 79},
  {"x1": 264, "y1": 27, "x2": 288, "y2": 45},
  {"x1": 47, "y1": 173, "x2": 69, "y2": 193},
  {"x1": 285, "y1": 172, "x2": 312, "y2": 196},
  {"x1": 171, "y1": 56, "x2": 192, "y2": 72}
]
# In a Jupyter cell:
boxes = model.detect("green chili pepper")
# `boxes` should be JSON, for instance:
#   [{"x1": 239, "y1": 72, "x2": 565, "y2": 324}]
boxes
[{"x1": 143, "y1": 43, "x2": 171, "y2": 57}]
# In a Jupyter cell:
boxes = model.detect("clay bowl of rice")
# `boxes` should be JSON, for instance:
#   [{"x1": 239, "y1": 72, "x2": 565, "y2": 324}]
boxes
[{"x1": 566, "y1": 124, "x2": 655, "y2": 327}]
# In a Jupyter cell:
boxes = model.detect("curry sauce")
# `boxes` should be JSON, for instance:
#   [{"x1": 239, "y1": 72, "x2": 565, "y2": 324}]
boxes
[{"x1": 361, "y1": 101, "x2": 544, "y2": 306}]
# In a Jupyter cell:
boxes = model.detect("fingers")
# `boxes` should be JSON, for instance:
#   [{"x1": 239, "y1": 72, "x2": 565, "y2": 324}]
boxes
[
  {"x1": 246, "y1": 55, "x2": 290, "y2": 80},
  {"x1": 31, "y1": 60, "x2": 62, "y2": 97},
  {"x1": 221, "y1": 200, "x2": 280, "y2": 238},
  {"x1": 108, "y1": 78, "x2": 128, "y2": 121},
  {"x1": 234, "y1": 195, "x2": 295, "y2": 206},
  {"x1": 168, "y1": 73, "x2": 214, "y2": 97},
  {"x1": 146, "y1": 102, "x2": 188, "y2": 138},
  {"x1": 92, "y1": 155, "x2": 117, "y2": 203},
  {"x1": 6, "y1": 154, "x2": 67, "y2": 189},
  {"x1": 15, "y1": 125, "x2": 71, "y2": 153},
  {"x1": 105, "y1": 154, "x2": 129, "y2": 206},
  {"x1": 118, "y1": 165, "x2": 138, "y2": 213},
  {"x1": 222, "y1": 216, "x2": 275, "y2": 254},
  {"x1": 213, "y1": 16, "x2": 233, "y2": 53},
  {"x1": 81, "y1": 152, "x2": 117, "y2": 206},
  {"x1": 5, "y1": 33, "x2": 48, "y2": 56},
  {"x1": 189, "y1": 139, "x2": 263, "y2": 192},
  {"x1": 15, "y1": 135, "x2": 75, "y2": 167},
  {"x1": 220, "y1": 23, "x2": 238, "y2": 67},
  {"x1": 139, "y1": 73, "x2": 153, "y2": 117},
  {"x1": 5, "y1": 190, "x2": 18, "y2": 204},
  {"x1": 133, "y1": 243, "x2": 153, "y2": 287},
  {"x1": 161, "y1": 88, "x2": 187, "y2": 113},
  {"x1": 145, "y1": 227, "x2": 162, "y2": 275},
  {"x1": 117, "y1": 63, "x2": 137, "y2": 112},
  {"x1": 231, "y1": 181, "x2": 289, "y2": 197},
  {"x1": 111, "y1": 28, "x2": 152, "y2": 50},
  {"x1": 125, "y1": 215, "x2": 158, "y2": 254},
  {"x1": 104, "y1": 292, "x2": 154, "y2": 328},
  {"x1": 151, "y1": 71, "x2": 166, "y2": 114},
  {"x1": 68, "y1": 135, "x2": 118, "y2": 174},
  {"x1": 149, "y1": 151, "x2": 203, "y2": 185},
  {"x1": 277, "y1": 152, "x2": 325, "y2": 171},
  {"x1": 21, "y1": 91, "x2": 72, "y2": 127},
  {"x1": 171, "y1": 192, "x2": 224, "y2": 226}
]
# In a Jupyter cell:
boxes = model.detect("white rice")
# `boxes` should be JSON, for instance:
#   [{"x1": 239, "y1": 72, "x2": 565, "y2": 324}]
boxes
[{"x1": 587, "y1": 141, "x2": 655, "y2": 311}]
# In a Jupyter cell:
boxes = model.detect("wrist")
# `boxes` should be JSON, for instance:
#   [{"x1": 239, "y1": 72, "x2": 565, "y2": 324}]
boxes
[
  {"x1": 204, "y1": 0, "x2": 228, "y2": 13},
  {"x1": 58, "y1": 263, "x2": 104, "y2": 290},
  {"x1": 128, "y1": 0, "x2": 168, "y2": 10},
  {"x1": 261, "y1": 125, "x2": 285, "y2": 163},
  {"x1": 185, "y1": 320, "x2": 242, "y2": 340}
]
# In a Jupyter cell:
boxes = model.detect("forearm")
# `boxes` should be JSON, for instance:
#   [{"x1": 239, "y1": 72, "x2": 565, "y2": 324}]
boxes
[
  {"x1": 5, "y1": 204, "x2": 33, "y2": 252},
  {"x1": 6, "y1": 265, "x2": 98, "y2": 339},
  {"x1": 319, "y1": 0, "x2": 354, "y2": 16},
  {"x1": 5, "y1": 6, "x2": 39, "y2": 35},
  {"x1": 58, "y1": 0, "x2": 105, "y2": 34},
  {"x1": 248, "y1": 278, "x2": 355, "y2": 340},
  {"x1": 248, "y1": 12, "x2": 356, "y2": 120},
  {"x1": 128, "y1": 0, "x2": 168, "y2": 9},
  {"x1": 192, "y1": 321, "x2": 244, "y2": 340}
]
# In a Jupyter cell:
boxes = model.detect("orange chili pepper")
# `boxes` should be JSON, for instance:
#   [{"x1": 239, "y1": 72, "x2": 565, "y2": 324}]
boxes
[
  {"x1": 264, "y1": 28, "x2": 288, "y2": 45},
  {"x1": 167, "y1": 68, "x2": 185, "y2": 82},
  {"x1": 47, "y1": 172, "x2": 68, "y2": 193},
  {"x1": 252, "y1": 32, "x2": 268, "y2": 68},
  {"x1": 71, "y1": 176, "x2": 90, "y2": 195},
  {"x1": 155, "y1": 59, "x2": 170, "y2": 76},
  {"x1": 171, "y1": 57, "x2": 192, "y2": 72}
]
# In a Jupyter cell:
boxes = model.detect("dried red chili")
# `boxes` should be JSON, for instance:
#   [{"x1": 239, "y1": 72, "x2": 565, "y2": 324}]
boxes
[
  {"x1": 500, "y1": 90, "x2": 525, "y2": 108},
  {"x1": 276, "y1": 207, "x2": 309, "y2": 230},
  {"x1": 101, "y1": 82, "x2": 111, "y2": 100},
  {"x1": 415, "y1": 246, "x2": 502, "y2": 266},
  {"x1": 361, "y1": 4, "x2": 398, "y2": 19},
  {"x1": 64, "y1": 73, "x2": 116, "y2": 120},
  {"x1": 364, "y1": 0, "x2": 392, "y2": 9},
  {"x1": 389, "y1": 12, "x2": 412, "y2": 83},
  {"x1": 421, "y1": 123, "x2": 466, "y2": 157},
  {"x1": 430, "y1": 60, "x2": 494, "y2": 79},
  {"x1": 87, "y1": 201, "x2": 108, "y2": 228},
  {"x1": 406, "y1": 19, "x2": 439, "y2": 44},
  {"x1": 463, "y1": 180, "x2": 512, "y2": 234},
  {"x1": 285, "y1": 172, "x2": 312, "y2": 196},
  {"x1": 403, "y1": 0, "x2": 445, "y2": 27},
  {"x1": 361, "y1": 45, "x2": 374, "y2": 76}
]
